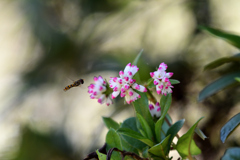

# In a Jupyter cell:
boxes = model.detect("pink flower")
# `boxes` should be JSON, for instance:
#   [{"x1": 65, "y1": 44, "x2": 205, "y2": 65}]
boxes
[
  {"x1": 88, "y1": 76, "x2": 113, "y2": 106},
  {"x1": 150, "y1": 62, "x2": 173, "y2": 95},
  {"x1": 149, "y1": 102, "x2": 161, "y2": 118},
  {"x1": 109, "y1": 63, "x2": 147, "y2": 104}
]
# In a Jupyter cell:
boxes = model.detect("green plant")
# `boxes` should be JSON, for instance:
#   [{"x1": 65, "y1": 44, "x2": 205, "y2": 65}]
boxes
[{"x1": 84, "y1": 50, "x2": 204, "y2": 160}]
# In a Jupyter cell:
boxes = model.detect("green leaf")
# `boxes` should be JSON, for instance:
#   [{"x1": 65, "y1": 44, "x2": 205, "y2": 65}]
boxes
[
  {"x1": 133, "y1": 92, "x2": 155, "y2": 134},
  {"x1": 121, "y1": 117, "x2": 139, "y2": 132},
  {"x1": 139, "y1": 129, "x2": 148, "y2": 138},
  {"x1": 155, "y1": 117, "x2": 165, "y2": 143},
  {"x1": 96, "y1": 150, "x2": 120, "y2": 160},
  {"x1": 120, "y1": 117, "x2": 147, "y2": 150},
  {"x1": 106, "y1": 128, "x2": 122, "y2": 150},
  {"x1": 136, "y1": 113, "x2": 154, "y2": 140},
  {"x1": 155, "y1": 114, "x2": 172, "y2": 143},
  {"x1": 132, "y1": 49, "x2": 144, "y2": 66},
  {"x1": 221, "y1": 147, "x2": 240, "y2": 160},
  {"x1": 200, "y1": 26, "x2": 240, "y2": 49},
  {"x1": 132, "y1": 49, "x2": 144, "y2": 83},
  {"x1": 220, "y1": 113, "x2": 240, "y2": 143},
  {"x1": 235, "y1": 77, "x2": 240, "y2": 82},
  {"x1": 102, "y1": 117, "x2": 120, "y2": 130},
  {"x1": 142, "y1": 146, "x2": 150, "y2": 158},
  {"x1": 161, "y1": 114, "x2": 172, "y2": 140},
  {"x1": 119, "y1": 135, "x2": 139, "y2": 154},
  {"x1": 117, "y1": 128, "x2": 154, "y2": 147},
  {"x1": 176, "y1": 117, "x2": 204, "y2": 158},
  {"x1": 147, "y1": 78, "x2": 155, "y2": 89},
  {"x1": 148, "y1": 135, "x2": 171, "y2": 158},
  {"x1": 160, "y1": 94, "x2": 172, "y2": 116},
  {"x1": 96, "y1": 150, "x2": 107, "y2": 160},
  {"x1": 198, "y1": 72, "x2": 240, "y2": 101},
  {"x1": 155, "y1": 94, "x2": 172, "y2": 143},
  {"x1": 204, "y1": 56, "x2": 240, "y2": 71},
  {"x1": 195, "y1": 127, "x2": 207, "y2": 140},
  {"x1": 169, "y1": 79, "x2": 180, "y2": 85},
  {"x1": 166, "y1": 119, "x2": 185, "y2": 150}
]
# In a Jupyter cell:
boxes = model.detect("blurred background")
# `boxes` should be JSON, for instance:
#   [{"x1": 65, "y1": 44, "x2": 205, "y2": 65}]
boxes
[{"x1": 1, "y1": 0, "x2": 240, "y2": 160}]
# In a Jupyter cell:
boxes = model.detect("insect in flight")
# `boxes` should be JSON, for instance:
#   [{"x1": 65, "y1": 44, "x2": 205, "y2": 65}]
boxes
[{"x1": 63, "y1": 79, "x2": 84, "y2": 91}]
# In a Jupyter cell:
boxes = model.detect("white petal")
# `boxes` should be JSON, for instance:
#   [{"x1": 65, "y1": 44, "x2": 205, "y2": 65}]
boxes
[
  {"x1": 112, "y1": 90, "x2": 120, "y2": 98},
  {"x1": 123, "y1": 63, "x2": 131, "y2": 75},
  {"x1": 132, "y1": 83, "x2": 146, "y2": 92},
  {"x1": 106, "y1": 97, "x2": 113, "y2": 106},
  {"x1": 130, "y1": 65, "x2": 139, "y2": 76},
  {"x1": 154, "y1": 106, "x2": 161, "y2": 117},
  {"x1": 125, "y1": 94, "x2": 131, "y2": 104}
]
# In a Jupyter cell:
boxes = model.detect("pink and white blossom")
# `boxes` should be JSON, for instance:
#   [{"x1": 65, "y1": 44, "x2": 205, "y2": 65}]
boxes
[
  {"x1": 150, "y1": 62, "x2": 174, "y2": 95},
  {"x1": 149, "y1": 102, "x2": 161, "y2": 118},
  {"x1": 88, "y1": 76, "x2": 113, "y2": 106},
  {"x1": 109, "y1": 63, "x2": 147, "y2": 104}
]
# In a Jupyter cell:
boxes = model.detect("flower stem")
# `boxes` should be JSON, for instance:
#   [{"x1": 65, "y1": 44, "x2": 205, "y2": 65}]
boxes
[{"x1": 145, "y1": 85, "x2": 157, "y2": 104}]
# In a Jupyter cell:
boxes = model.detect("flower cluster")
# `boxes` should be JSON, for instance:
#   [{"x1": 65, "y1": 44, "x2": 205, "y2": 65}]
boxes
[
  {"x1": 88, "y1": 62, "x2": 174, "y2": 106},
  {"x1": 150, "y1": 62, "x2": 173, "y2": 95},
  {"x1": 149, "y1": 102, "x2": 161, "y2": 118},
  {"x1": 109, "y1": 63, "x2": 147, "y2": 104},
  {"x1": 88, "y1": 76, "x2": 112, "y2": 106}
]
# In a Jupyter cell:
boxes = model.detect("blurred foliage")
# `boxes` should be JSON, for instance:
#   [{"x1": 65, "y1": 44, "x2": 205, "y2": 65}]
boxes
[
  {"x1": 14, "y1": 127, "x2": 74, "y2": 160},
  {"x1": 1, "y1": 0, "x2": 240, "y2": 160},
  {"x1": 198, "y1": 26, "x2": 240, "y2": 159}
]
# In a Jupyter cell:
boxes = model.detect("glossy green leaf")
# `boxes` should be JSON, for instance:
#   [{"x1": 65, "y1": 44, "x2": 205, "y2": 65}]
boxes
[
  {"x1": 148, "y1": 135, "x2": 171, "y2": 157},
  {"x1": 178, "y1": 140, "x2": 201, "y2": 158},
  {"x1": 117, "y1": 128, "x2": 154, "y2": 147},
  {"x1": 133, "y1": 92, "x2": 155, "y2": 133},
  {"x1": 198, "y1": 72, "x2": 240, "y2": 101},
  {"x1": 120, "y1": 117, "x2": 147, "y2": 150},
  {"x1": 221, "y1": 147, "x2": 240, "y2": 160},
  {"x1": 102, "y1": 117, "x2": 120, "y2": 130},
  {"x1": 121, "y1": 117, "x2": 138, "y2": 131},
  {"x1": 166, "y1": 119, "x2": 185, "y2": 149},
  {"x1": 106, "y1": 128, "x2": 122, "y2": 150},
  {"x1": 119, "y1": 134, "x2": 139, "y2": 154},
  {"x1": 176, "y1": 117, "x2": 203, "y2": 158},
  {"x1": 195, "y1": 127, "x2": 207, "y2": 140},
  {"x1": 204, "y1": 55, "x2": 240, "y2": 71},
  {"x1": 96, "y1": 150, "x2": 107, "y2": 160},
  {"x1": 136, "y1": 113, "x2": 154, "y2": 140},
  {"x1": 220, "y1": 113, "x2": 240, "y2": 143},
  {"x1": 200, "y1": 26, "x2": 240, "y2": 49},
  {"x1": 169, "y1": 79, "x2": 180, "y2": 85}
]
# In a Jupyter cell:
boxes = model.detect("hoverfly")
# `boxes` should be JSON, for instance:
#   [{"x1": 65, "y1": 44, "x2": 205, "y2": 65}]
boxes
[{"x1": 63, "y1": 79, "x2": 84, "y2": 91}]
